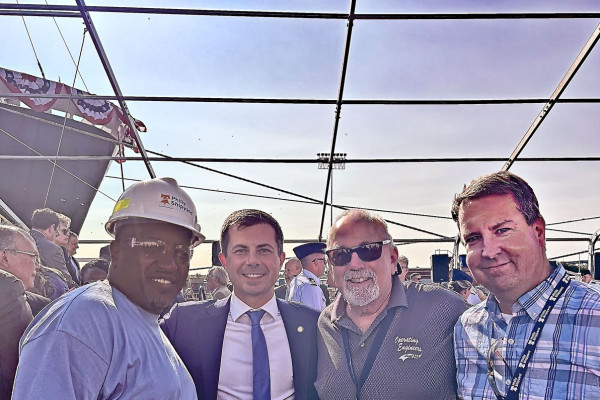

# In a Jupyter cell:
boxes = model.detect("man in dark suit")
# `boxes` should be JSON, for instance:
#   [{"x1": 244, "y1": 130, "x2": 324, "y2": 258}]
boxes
[
  {"x1": 63, "y1": 232, "x2": 81, "y2": 285},
  {"x1": 163, "y1": 209, "x2": 319, "y2": 400},
  {"x1": 29, "y1": 208, "x2": 68, "y2": 277}
]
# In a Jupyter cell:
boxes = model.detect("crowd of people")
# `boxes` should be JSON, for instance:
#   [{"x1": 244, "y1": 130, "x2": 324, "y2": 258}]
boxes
[{"x1": 1, "y1": 171, "x2": 600, "y2": 399}]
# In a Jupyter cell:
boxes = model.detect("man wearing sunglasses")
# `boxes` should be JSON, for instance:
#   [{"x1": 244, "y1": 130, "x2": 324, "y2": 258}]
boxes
[
  {"x1": 287, "y1": 242, "x2": 328, "y2": 310},
  {"x1": 452, "y1": 171, "x2": 600, "y2": 400},
  {"x1": 163, "y1": 209, "x2": 320, "y2": 400},
  {"x1": 13, "y1": 178, "x2": 202, "y2": 400},
  {"x1": 315, "y1": 209, "x2": 467, "y2": 400},
  {"x1": 52, "y1": 213, "x2": 79, "y2": 288}
]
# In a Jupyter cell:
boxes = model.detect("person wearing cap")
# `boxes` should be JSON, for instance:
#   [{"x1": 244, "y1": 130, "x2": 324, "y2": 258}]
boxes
[
  {"x1": 13, "y1": 177, "x2": 201, "y2": 400},
  {"x1": 451, "y1": 268, "x2": 485, "y2": 305},
  {"x1": 287, "y1": 242, "x2": 328, "y2": 311},
  {"x1": 162, "y1": 209, "x2": 320, "y2": 400}
]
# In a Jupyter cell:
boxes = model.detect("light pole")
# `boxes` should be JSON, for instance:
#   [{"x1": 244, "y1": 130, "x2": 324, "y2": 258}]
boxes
[{"x1": 317, "y1": 152, "x2": 347, "y2": 226}]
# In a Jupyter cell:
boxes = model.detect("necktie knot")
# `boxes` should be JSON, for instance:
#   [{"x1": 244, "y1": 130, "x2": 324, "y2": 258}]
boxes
[{"x1": 247, "y1": 309, "x2": 265, "y2": 326}]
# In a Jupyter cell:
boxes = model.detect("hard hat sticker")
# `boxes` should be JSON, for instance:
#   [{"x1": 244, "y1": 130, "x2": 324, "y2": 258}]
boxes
[
  {"x1": 113, "y1": 198, "x2": 130, "y2": 213},
  {"x1": 159, "y1": 193, "x2": 193, "y2": 215}
]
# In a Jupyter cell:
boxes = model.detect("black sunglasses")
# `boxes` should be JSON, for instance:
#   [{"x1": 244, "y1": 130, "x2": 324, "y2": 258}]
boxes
[{"x1": 325, "y1": 240, "x2": 392, "y2": 266}]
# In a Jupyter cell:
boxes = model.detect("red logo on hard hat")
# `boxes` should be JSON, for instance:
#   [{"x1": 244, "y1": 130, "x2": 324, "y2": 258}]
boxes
[{"x1": 160, "y1": 194, "x2": 170, "y2": 205}]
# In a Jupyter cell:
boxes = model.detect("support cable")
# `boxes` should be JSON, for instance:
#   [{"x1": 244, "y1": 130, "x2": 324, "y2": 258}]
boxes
[
  {"x1": 104, "y1": 175, "x2": 454, "y2": 221},
  {"x1": 15, "y1": 0, "x2": 46, "y2": 78},
  {"x1": 43, "y1": 27, "x2": 87, "y2": 207},
  {"x1": 318, "y1": 0, "x2": 356, "y2": 242},
  {"x1": 547, "y1": 216, "x2": 600, "y2": 226},
  {"x1": 0, "y1": 126, "x2": 116, "y2": 201},
  {"x1": 503, "y1": 21, "x2": 600, "y2": 170},
  {"x1": 75, "y1": 0, "x2": 156, "y2": 178},
  {"x1": 546, "y1": 228, "x2": 592, "y2": 236},
  {"x1": 548, "y1": 250, "x2": 589, "y2": 261},
  {"x1": 144, "y1": 149, "x2": 447, "y2": 238},
  {"x1": 48, "y1": 3, "x2": 90, "y2": 91}
]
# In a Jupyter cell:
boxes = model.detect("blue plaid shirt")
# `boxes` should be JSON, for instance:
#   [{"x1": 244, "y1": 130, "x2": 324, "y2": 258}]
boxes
[{"x1": 454, "y1": 265, "x2": 600, "y2": 399}]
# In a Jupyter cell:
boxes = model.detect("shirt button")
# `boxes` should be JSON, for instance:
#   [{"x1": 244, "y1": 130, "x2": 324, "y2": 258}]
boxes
[
  {"x1": 360, "y1": 342, "x2": 365, "y2": 348},
  {"x1": 507, "y1": 339, "x2": 514, "y2": 345}
]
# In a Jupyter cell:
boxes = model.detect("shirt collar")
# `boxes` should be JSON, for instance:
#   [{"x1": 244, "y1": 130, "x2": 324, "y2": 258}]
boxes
[
  {"x1": 329, "y1": 275, "x2": 407, "y2": 323},
  {"x1": 485, "y1": 264, "x2": 564, "y2": 320},
  {"x1": 230, "y1": 292, "x2": 279, "y2": 322}
]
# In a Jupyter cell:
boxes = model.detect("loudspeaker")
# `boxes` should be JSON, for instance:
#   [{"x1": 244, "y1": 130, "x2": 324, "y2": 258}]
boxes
[
  {"x1": 595, "y1": 252, "x2": 600, "y2": 280},
  {"x1": 431, "y1": 254, "x2": 450, "y2": 283},
  {"x1": 212, "y1": 241, "x2": 222, "y2": 266}
]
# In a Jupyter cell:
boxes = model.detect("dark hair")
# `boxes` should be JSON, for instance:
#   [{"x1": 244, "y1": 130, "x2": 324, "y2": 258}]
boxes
[
  {"x1": 451, "y1": 171, "x2": 541, "y2": 227},
  {"x1": 450, "y1": 280, "x2": 472, "y2": 293},
  {"x1": 220, "y1": 209, "x2": 284, "y2": 255},
  {"x1": 581, "y1": 269, "x2": 592, "y2": 277},
  {"x1": 31, "y1": 208, "x2": 60, "y2": 230},
  {"x1": 80, "y1": 258, "x2": 110, "y2": 283},
  {"x1": 99, "y1": 245, "x2": 111, "y2": 260}
]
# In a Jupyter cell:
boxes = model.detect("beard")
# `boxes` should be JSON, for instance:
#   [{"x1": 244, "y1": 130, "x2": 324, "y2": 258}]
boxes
[{"x1": 342, "y1": 268, "x2": 380, "y2": 307}]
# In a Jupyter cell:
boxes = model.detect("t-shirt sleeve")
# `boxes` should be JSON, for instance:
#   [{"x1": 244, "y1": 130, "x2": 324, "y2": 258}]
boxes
[{"x1": 13, "y1": 331, "x2": 109, "y2": 400}]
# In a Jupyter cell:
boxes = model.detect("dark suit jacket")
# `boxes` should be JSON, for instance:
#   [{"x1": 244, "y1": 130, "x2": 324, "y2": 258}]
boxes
[
  {"x1": 274, "y1": 284, "x2": 287, "y2": 299},
  {"x1": 30, "y1": 230, "x2": 66, "y2": 272},
  {"x1": 25, "y1": 291, "x2": 51, "y2": 316},
  {"x1": 162, "y1": 298, "x2": 320, "y2": 400},
  {"x1": 61, "y1": 247, "x2": 81, "y2": 286}
]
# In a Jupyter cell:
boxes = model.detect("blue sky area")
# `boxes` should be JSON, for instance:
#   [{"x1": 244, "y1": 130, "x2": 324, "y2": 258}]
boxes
[{"x1": 1, "y1": 0, "x2": 599, "y2": 271}]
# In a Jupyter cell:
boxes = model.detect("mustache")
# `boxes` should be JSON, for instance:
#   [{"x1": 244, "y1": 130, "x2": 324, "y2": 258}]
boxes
[{"x1": 344, "y1": 268, "x2": 376, "y2": 281}]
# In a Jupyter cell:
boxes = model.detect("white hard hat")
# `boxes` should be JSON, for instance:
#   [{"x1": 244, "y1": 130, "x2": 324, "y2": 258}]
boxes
[{"x1": 105, "y1": 177, "x2": 205, "y2": 247}]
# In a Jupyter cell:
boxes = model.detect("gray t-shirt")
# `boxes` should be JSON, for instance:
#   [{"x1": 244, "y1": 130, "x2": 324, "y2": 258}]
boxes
[
  {"x1": 316, "y1": 277, "x2": 468, "y2": 400},
  {"x1": 13, "y1": 281, "x2": 197, "y2": 400}
]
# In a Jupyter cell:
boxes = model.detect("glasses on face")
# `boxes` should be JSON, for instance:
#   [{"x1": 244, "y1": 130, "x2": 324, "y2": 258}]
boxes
[
  {"x1": 487, "y1": 337, "x2": 512, "y2": 398},
  {"x1": 3, "y1": 249, "x2": 41, "y2": 265},
  {"x1": 59, "y1": 228, "x2": 70, "y2": 235},
  {"x1": 325, "y1": 240, "x2": 392, "y2": 267},
  {"x1": 312, "y1": 257, "x2": 326, "y2": 265},
  {"x1": 124, "y1": 237, "x2": 191, "y2": 266}
]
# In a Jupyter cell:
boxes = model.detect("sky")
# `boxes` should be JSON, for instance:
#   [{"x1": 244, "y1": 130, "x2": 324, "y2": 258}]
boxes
[{"x1": 1, "y1": 0, "x2": 599, "y2": 273}]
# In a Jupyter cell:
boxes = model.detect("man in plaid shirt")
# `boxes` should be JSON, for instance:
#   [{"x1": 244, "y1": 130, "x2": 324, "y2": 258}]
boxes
[{"x1": 451, "y1": 171, "x2": 600, "y2": 400}]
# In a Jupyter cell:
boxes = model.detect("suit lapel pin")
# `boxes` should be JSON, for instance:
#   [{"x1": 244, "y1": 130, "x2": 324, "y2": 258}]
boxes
[{"x1": 297, "y1": 326, "x2": 304, "y2": 333}]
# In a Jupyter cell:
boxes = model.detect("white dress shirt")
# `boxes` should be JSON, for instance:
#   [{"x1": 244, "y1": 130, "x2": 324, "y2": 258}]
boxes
[{"x1": 218, "y1": 293, "x2": 294, "y2": 400}]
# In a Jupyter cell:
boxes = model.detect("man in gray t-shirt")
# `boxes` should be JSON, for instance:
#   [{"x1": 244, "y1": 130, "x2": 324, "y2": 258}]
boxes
[
  {"x1": 13, "y1": 177, "x2": 204, "y2": 400},
  {"x1": 316, "y1": 209, "x2": 467, "y2": 399}
]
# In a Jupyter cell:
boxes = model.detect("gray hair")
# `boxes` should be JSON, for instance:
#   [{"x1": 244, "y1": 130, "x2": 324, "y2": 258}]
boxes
[
  {"x1": 208, "y1": 266, "x2": 229, "y2": 286},
  {"x1": 0, "y1": 224, "x2": 35, "y2": 250}
]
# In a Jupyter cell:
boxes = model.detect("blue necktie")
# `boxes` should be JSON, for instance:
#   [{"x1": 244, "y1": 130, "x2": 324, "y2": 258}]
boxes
[{"x1": 247, "y1": 310, "x2": 270, "y2": 400}]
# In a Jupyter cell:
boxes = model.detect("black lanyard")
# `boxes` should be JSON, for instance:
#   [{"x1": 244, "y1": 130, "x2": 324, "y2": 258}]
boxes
[
  {"x1": 497, "y1": 273, "x2": 571, "y2": 400},
  {"x1": 341, "y1": 308, "x2": 397, "y2": 400}
]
